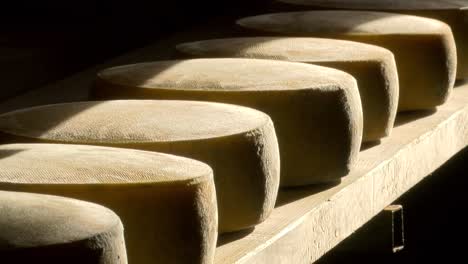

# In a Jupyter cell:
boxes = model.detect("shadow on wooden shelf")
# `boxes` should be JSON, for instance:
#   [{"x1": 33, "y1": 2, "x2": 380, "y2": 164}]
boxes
[
  {"x1": 275, "y1": 181, "x2": 341, "y2": 208},
  {"x1": 360, "y1": 140, "x2": 381, "y2": 151},
  {"x1": 394, "y1": 109, "x2": 437, "y2": 127},
  {"x1": 218, "y1": 228, "x2": 255, "y2": 247}
]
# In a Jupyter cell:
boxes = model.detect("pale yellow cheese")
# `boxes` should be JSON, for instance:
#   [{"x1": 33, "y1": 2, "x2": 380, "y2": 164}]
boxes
[
  {"x1": 237, "y1": 11, "x2": 457, "y2": 111},
  {"x1": 0, "y1": 143, "x2": 217, "y2": 264},
  {"x1": 277, "y1": 0, "x2": 468, "y2": 79},
  {"x1": 0, "y1": 100, "x2": 280, "y2": 233},
  {"x1": 177, "y1": 37, "x2": 398, "y2": 142},
  {"x1": 0, "y1": 190, "x2": 127, "y2": 264},
  {"x1": 92, "y1": 58, "x2": 363, "y2": 187}
]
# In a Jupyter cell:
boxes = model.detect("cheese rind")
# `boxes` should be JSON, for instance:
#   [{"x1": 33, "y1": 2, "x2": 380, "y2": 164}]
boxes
[
  {"x1": 0, "y1": 100, "x2": 280, "y2": 233},
  {"x1": 0, "y1": 143, "x2": 217, "y2": 264},
  {"x1": 0, "y1": 190, "x2": 127, "y2": 264},
  {"x1": 92, "y1": 59, "x2": 363, "y2": 186},
  {"x1": 277, "y1": 0, "x2": 468, "y2": 79},
  {"x1": 236, "y1": 11, "x2": 457, "y2": 111},
  {"x1": 177, "y1": 37, "x2": 398, "y2": 141}
]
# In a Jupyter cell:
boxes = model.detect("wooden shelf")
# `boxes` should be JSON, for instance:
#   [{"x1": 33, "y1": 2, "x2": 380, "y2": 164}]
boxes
[{"x1": 215, "y1": 84, "x2": 468, "y2": 263}]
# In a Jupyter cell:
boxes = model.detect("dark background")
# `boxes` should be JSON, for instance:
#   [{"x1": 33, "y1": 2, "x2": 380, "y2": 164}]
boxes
[{"x1": 0, "y1": 0, "x2": 273, "y2": 100}]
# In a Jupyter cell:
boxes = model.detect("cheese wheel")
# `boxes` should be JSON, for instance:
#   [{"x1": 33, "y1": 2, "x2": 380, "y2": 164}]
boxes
[
  {"x1": 0, "y1": 143, "x2": 217, "y2": 264},
  {"x1": 0, "y1": 190, "x2": 126, "y2": 264},
  {"x1": 92, "y1": 59, "x2": 363, "y2": 187},
  {"x1": 0, "y1": 100, "x2": 280, "y2": 233},
  {"x1": 177, "y1": 37, "x2": 398, "y2": 142},
  {"x1": 237, "y1": 11, "x2": 457, "y2": 111},
  {"x1": 277, "y1": 0, "x2": 468, "y2": 79}
]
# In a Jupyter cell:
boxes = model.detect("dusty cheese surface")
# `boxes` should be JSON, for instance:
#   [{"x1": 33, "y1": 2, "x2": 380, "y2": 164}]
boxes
[
  {"x1": 237, "y1": 11, "x2": 451, "y2": 36},
  {"x1": 177, "y1": 37, "x2": 393, "y2": 63},
  {"x1": 279, "y1": 0, "x2": 468, "y2": 10},
  {"x1": 276, "y1": 1, "x2": 468, "y2": 80},
  {"x1": 176, "y1": 37, "x2": 398, "y2": 142},
  {"x1": 97, "y1": 58, "x2": 353, "y2": 91},
  {"x1": 0, "y1": 191, "x2": 120, "y2": 250},
  {"x1": 0, "y1": 100, "x2": 269, "y2": 143},
  {"x1": 0, "y1": 143, "x2": 212, "y2": 184},
  {"x1": 93, "y1": 58, "x2": 362, "y2": 187},
  {"x1": 0, "y1": 190, "x2": 121, "y2": 248},
  {"x1": 0, "y1": 191, "x2": 127, "y2": 264},
  {"x1": 237, "y1": 11, "x2": 456, "y2": 111}
]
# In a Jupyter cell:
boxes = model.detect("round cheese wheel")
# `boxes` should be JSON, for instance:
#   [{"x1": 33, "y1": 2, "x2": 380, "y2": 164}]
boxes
[
  {"x1": 93, "y1": 58, "x2": 363, "y2": 187},
  {"x1": 177, "y1": 37, "x2": 398, "y2": 142},
  {"x1": 237, "y1": 11, "x2": 457, "y2": 111},
  {"x1": 0, "y1": 100, "x2": 280, "y2": 233},
  {"x1": 277, "y1": 0, "x2": 468, "y2": 79},
  {"x1": 0, "y1": 143, "x2": 217, "y2": 264},
  {"x1": 0, "y1": 190, "x2": 126, "y2": 264}
]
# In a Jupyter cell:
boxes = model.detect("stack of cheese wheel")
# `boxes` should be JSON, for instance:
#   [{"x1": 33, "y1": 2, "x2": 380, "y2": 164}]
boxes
[
  {"x1": 92, "y1": 58, "x2": 363, "y2": 187},
  {"x1": 237, "y1": 11, "x2": 457, "y2": 111},
  {"x1": 0, "y1": 190, "x2": 127, "y2": 264},
  {"x1": 0, "y1": 143, "x2": 217, "y2": 264},
  {"x1": 277, "y1": 0, "x2": 468, "y2": 80},
  {"x1": 0, "y1": 100, "x2": 280, "y2": 233},
  {"x1": 177, "y1": 37, "x2": 399, "y2": 142}
]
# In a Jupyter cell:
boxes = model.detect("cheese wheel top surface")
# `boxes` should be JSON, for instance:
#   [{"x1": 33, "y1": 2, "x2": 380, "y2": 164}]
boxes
[
  {"x1": 279, "y1": 0, "x2": 468, "y2": 10},
  {"x1": 0, "y1": 144, "x2": 212, "y2": 184},
  {"x1": 237, "y1": 11, "x2": 451, "y2": 36},
  {"x1": 0, "y1": 191, "x2": 120, "y2": 248},
  {"x1": 97, "y1": 58, "x2": 355, "y2": 92},
  {"x1": 177, "y1": 37, "x2": 394, "y2": 63},
  {"x1": 0, "y1": 100, "x2": 269, "y2": 143}
]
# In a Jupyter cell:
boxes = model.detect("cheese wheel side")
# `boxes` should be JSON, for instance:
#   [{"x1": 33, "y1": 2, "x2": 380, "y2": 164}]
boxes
[{"x1": 0, "y1": 144, "x2": 217, "y2": 264}]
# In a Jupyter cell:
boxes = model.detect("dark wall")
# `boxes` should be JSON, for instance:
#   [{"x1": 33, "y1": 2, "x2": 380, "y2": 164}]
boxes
[{"x1": 0, "y1": 0, "x2": 272, "y2": 100}]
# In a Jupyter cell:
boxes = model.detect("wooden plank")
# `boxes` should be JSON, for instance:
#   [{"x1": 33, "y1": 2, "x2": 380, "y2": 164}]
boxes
[{"x1": 215, "y1": 84, "x2": 468, "y2": 263}]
